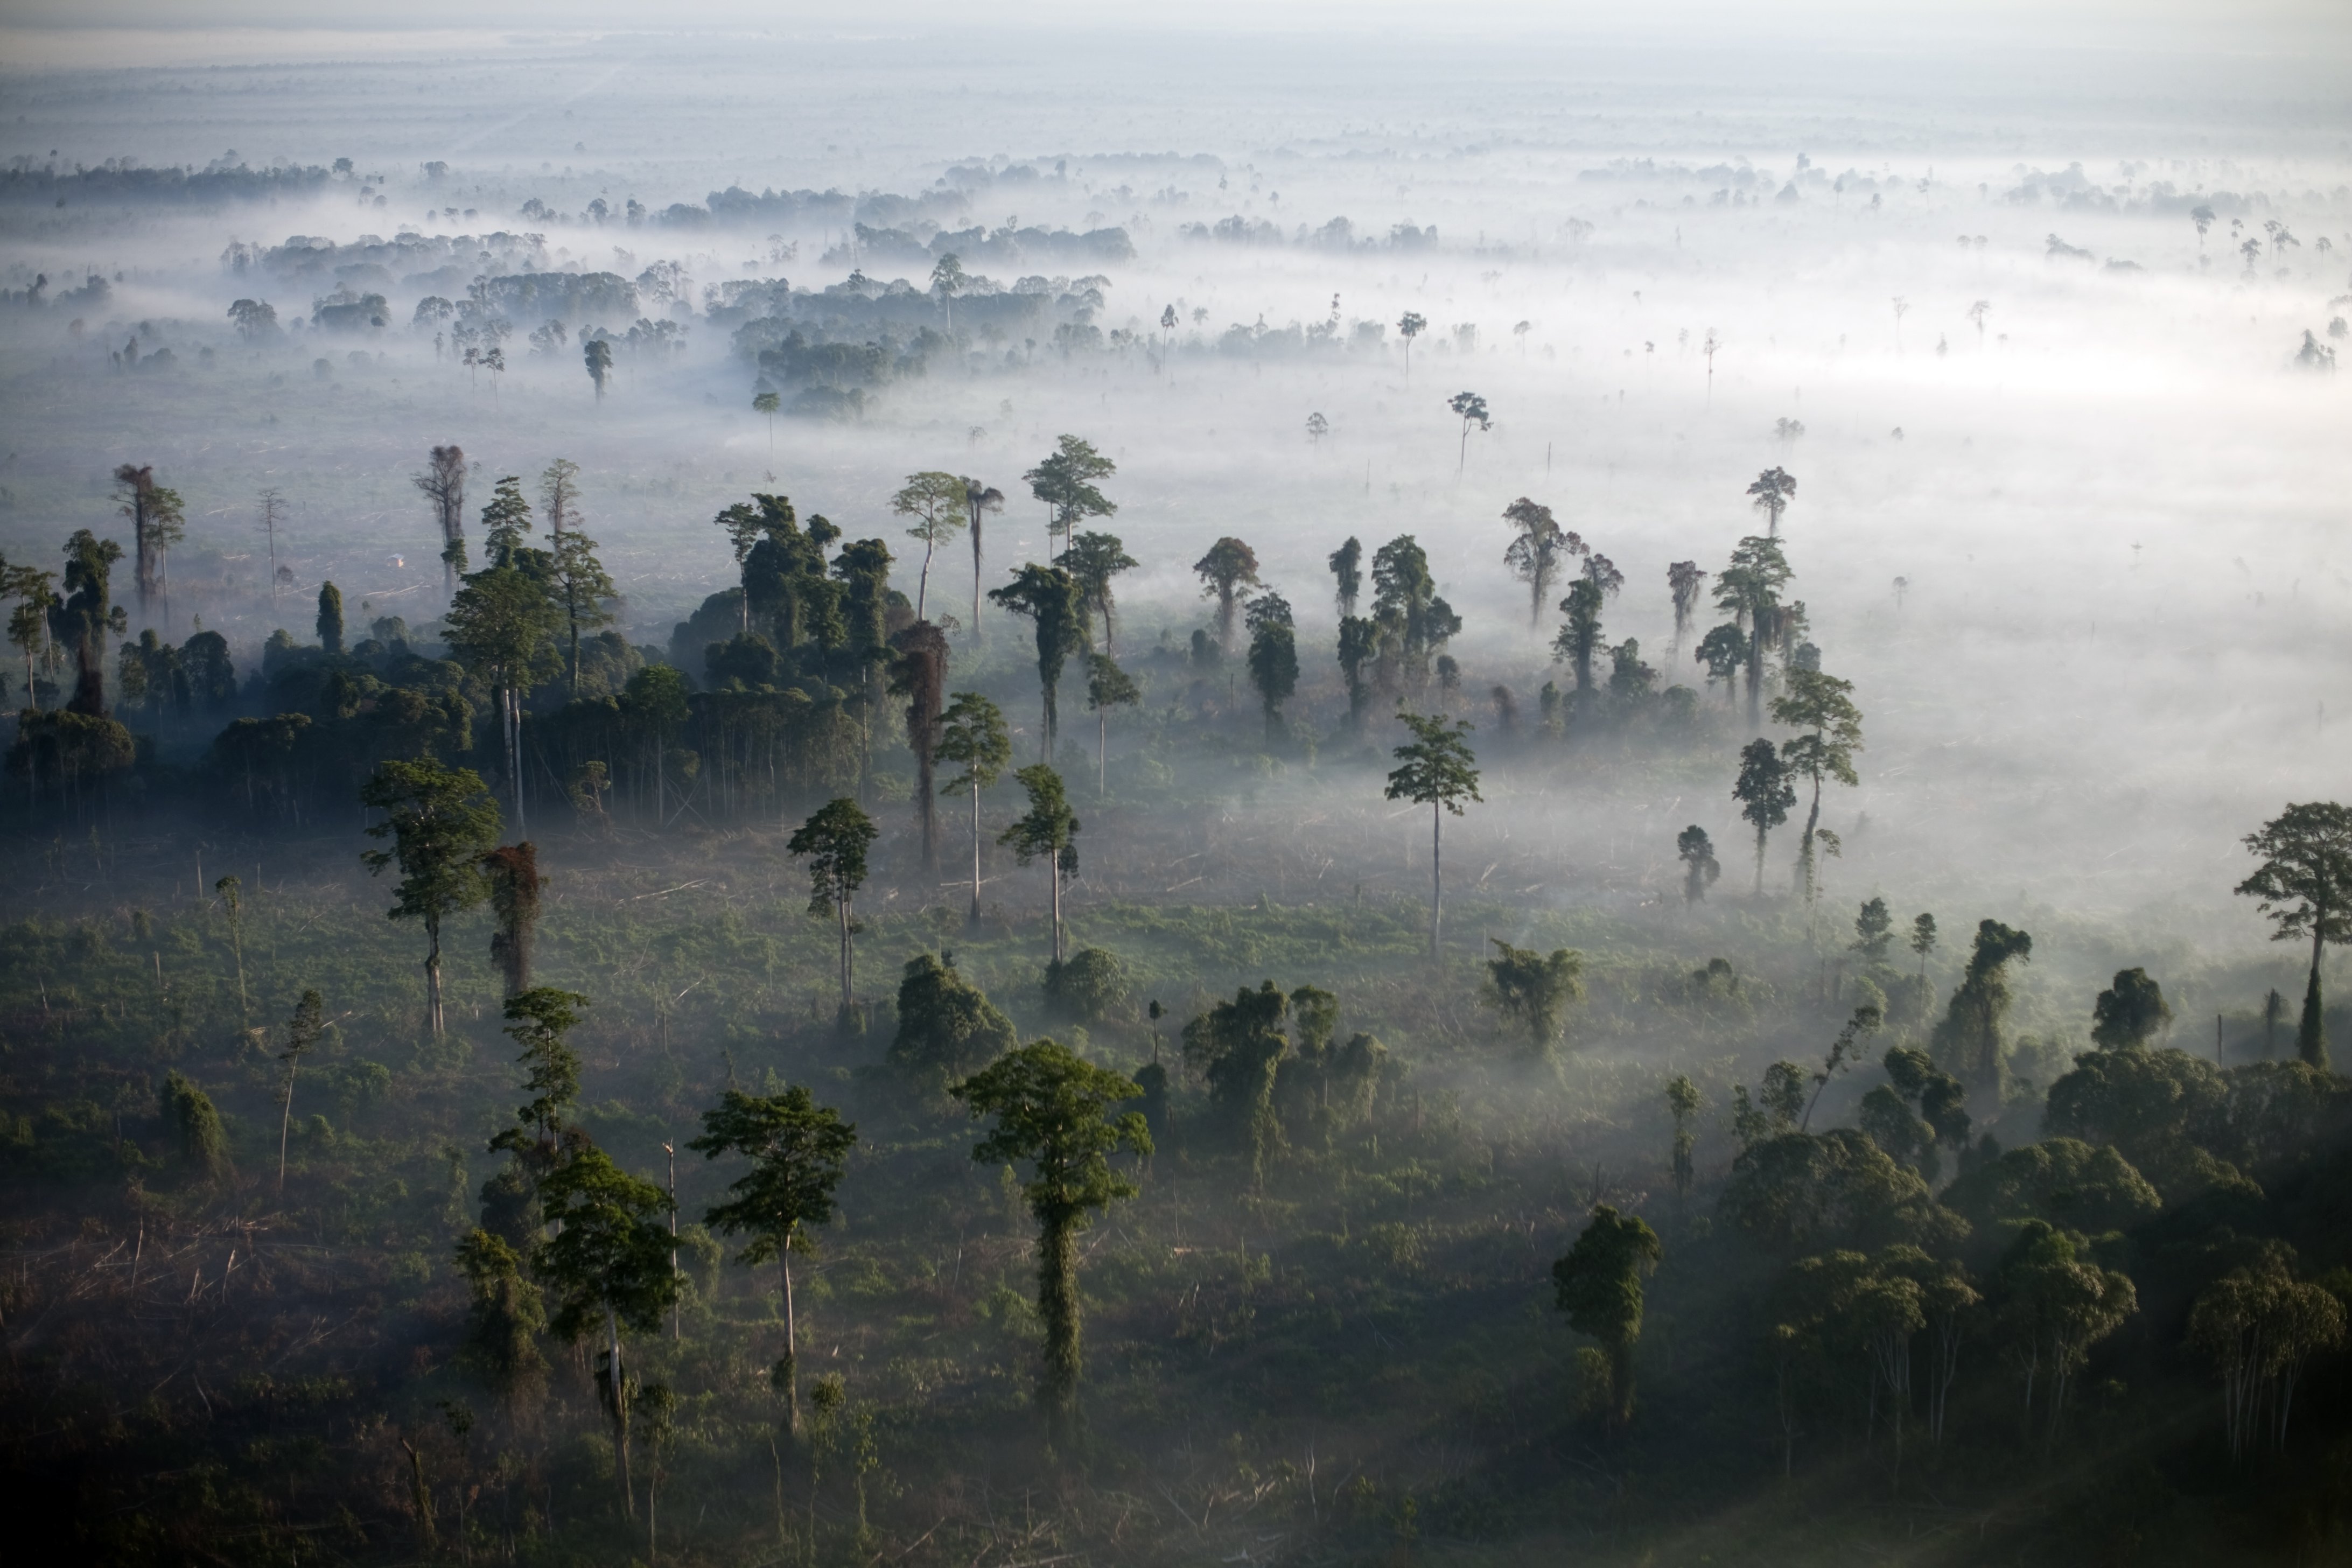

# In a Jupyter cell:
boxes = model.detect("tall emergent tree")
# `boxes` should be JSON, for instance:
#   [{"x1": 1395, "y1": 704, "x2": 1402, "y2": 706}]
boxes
[
  {"x1": 891, "y1": 470, "x2": 969, "y2": 620},
  {"x1": 1000, "y1": 764, "x2": 1080, "y2": 963},
  {"x1": 1552, "y1": 1206, "x2": 1664, "y2": 1431},
  {"x1": 1336, "y1": 615, "x2": 1378, "y2": 734},
  {"x1": 1714, "y1": 534, "x2": 1795, "y2": 724},
  {"x1": 1732, "y1": 738, "x2": 1796, "y2": 898},
  {"x1": 2237, "y1": 802, "x2": 2352, "y2": 1069},
  {"x1": 2090, "y1": 967, "x2": 2173, "y2": 1051},
  {"x1": 51, "y1": 529, "x2": 127, "y2": 713},
  {"x1": 990, "y1": 563, "x2": 1089, "y2": 764},
  {"x1": 1667, "y1": 560, "x2": 1707, "y2": 663},
  {"x1": 482, "y1": 841, "x2": 547, "y2": 995},
  {"x1": 1665, "y1": 1075, "x2": 1702, "y2": 1210},
  {"x1": 1193, "y1": 537, "x2": 1262, "y2": 650},
  {"x1": 890, "y1": 620, "x2": 951, "y2": 877},
  {"x1": 1385, "y1": 710, "x2": 1482, "y2": 957},
  {"x1": 1747, "y1": 466, "x2": 1797, "y2": 536},
  {"x1": 584, "y1": 337, "x2": 613, "y2": 400},
  {"x1": 114, "y1": 464, "x2": 186, "y2": 621},
  {"x1": 788, "y1": 798, "x2": 879, "y2": 1013},
  {"x1": 938, "y1": 690, "x2": 1012, "y2": 923},
  {"x1": 954, "y1": 1040, "x2": 1150, "y2": 1446},
  {"x1": 1676, "y1": 824, "x2": 1721, "y2": 904},
  {"x1": 317, "y1": 581, "x2": 345, "y2": 656},
  {"x1": 534, "y1": 1141, "x2": 680, "y2": 1518},
  {"x1": 1448, "y1": 390, "x2": 1492, "y2": 471},
  {"x1": 1502, "y1": 497, "x2": 1584, "y2": 629},
  {"x1": 690, "y1": 1085, "x2": 858, "y2": 1442},
  {"x1": 1931, "y1": 919, "x2": 2034, "y2": 1098},
  {"x1": 548, "y1": 521, "x2": 618, "y2": 698},
  {"x1": 1023, "y1": 433, "x2": 1117, "y2": 560},
  {"x1": 1328, "y1": 535, "x2": 1364, "y2": 619},
  {"x1": 1397, "y1": 311, "x2": 1426, "y2": 379},
  {"x1": 1483, "y1": 939, "x2": 1585, "y2": 1054},
  {"x1": 275, "y1": 988, "x2": 326, "y2": 1192},
  {"x1": 1084, "y1": 654, "x2": 1139, "y2": 800},
  {"x1": 962, "y1": 478, "x2": 1005, "y2": 643},
  {"x1": 414, "y1": 444, "x2": 467, "y2": 591},
  {"x1": 1244, "y1": 590, "x2": 1299, "y2": 745},
  {"x1": 360, "y1": 757, "x2": 501, "y2": 1036},
  {"x1": 1062, "y1": 531, "x2": 1139, "y2": 653},
  {"x1": 444, "y1": 524, "x2": 562, "y2": 835},
  {"x1": 1770, "y1": 667, "x2": 1864, "y2": 905},
  {"x1": 1371, "y1": 535, "x2": 1461, "y2": 697}
]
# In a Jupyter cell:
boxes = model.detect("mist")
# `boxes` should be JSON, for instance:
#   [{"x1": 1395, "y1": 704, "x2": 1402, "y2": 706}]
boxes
[{"x1": 4, "y1": 15, "x2": 2352, "y2": 1565}]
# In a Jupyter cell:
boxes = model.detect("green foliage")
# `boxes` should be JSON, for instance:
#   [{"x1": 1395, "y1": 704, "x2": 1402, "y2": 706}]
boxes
[
  {"x1": 1044, "y1": 946, "x2": 1129, "y2": 1023},
  {"x1": 1930, "y1": 919, "x2": 2034, "y2": 1096},
  {"x1": 989, "y1": 564, "x2": 1089, "y2": 758},
  {"x1": 1721, "y1": 1128, "x2": 1962, "y2": 1255},
  {"x1": 315, "y1": 580, "x2": 344, "y2": 655},
  {"x1": 2090, "y1": 966, "x2": 2173, "y2": 1050},
  {"x1": 1184, "y1": 981, "x2": 1292, "y2": 1186},
  {"x1": 890, "y1": 951, "x2": 1017, "y2": 1087},
  {"x1": 159, "y1": 1069, "x2": 231, "y2": 1185},
  {"x1": 1731, "y1": 738, "x2": 1795, "y2": 894},
  {"x1": 1675, "y1": 825, "x2": 1720, "y2": 904},
  {"x1": 1943, "y1": 1137, "x2": 2162, "y2": 1240},
  {"x1": 1852, "y1": 897, "x2": 1893, "y2": 963},
  {"x1": 1551, "y1": 1203, "x2": 1663, "y2": 1427},
  {"x1": 789, "y1": 797, "x2": 877, "y2": 920},
  {"x1": 1192, "y1": 536, "x2": 1261, "y2": 649},
  {"x1": 690, "y1": 1084, "x2": 856, "y2": 1269},
  {"x1": 1000, "y1": 765, "x2": 1079, "y2": 880},
  {"x1": 1481, "y1": 939, "x2": 1584, "y2": 1054},
  {"x1": 533, "y1": 1141, "x2": 680, "y2": 1343},
  {"x1": 453, "y1": 1227, "x2": 548, "y2": 1406},
  {"x1": 359, "y1": 756, "x2": 501, "y2": 1034},
  {"x1": 2238, "y1": 802, "x2": 2352, "y2": 1067},
  {"x1": 1024, "y1": 433, "x2": 1117, "y2": 556}
]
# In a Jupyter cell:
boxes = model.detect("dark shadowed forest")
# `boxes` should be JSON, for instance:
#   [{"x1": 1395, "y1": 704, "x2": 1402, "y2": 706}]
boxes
[{"x1": 4, "y1": 11, "x2": 2352, "y2": 1566}]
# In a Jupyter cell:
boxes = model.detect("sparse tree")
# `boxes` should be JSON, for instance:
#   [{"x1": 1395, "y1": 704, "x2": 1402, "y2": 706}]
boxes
[
  {"x1": 891, "y1": 470, "x2": 969, "y2": 620},
  {"x1": 413, "y1": 444, "x2": 468, "y2": 591},
  {"x1": 1968, "y1": 299, "x2": 1991, "y2": 344},
  {"x1": 2236, "y1": 803, "x2": 2352, "y2": 1069},
  {"x1": 954, "y1": 1040, "x2": 1150, "y2": 1446},
  {"x1": 690, "y1": 1086, "x2": 858, "y2": 1443},
  {"x1": 1852, "y1": 897, "x2": 1894, "y2": 963},
  {"x1": 789, "y1": 798, "x2": 879, "y2": 1014},
  {"x1": 938, "y1": 691, "x2": 1012, "y2": 924},
  {"x1": 1483, "y1": 939, "x2": 1585, "y2": 1054},
  {"x1": 930, "y1": 251, "x2": 965, "y2": 329},
  {"x1": 1024, "y1": 433, "x2": 1117, "y2": 561},
  {"x1": 1732, "y1": 738, "x2": 1796, "y2": 898},
  {"x1": 1911, "y1": 913, "x2": 1940, "y2": 977},
  {"x1": 1448, "y1": 390, "x2": 1492, "y2": 472},
  {"x1": 214, "y1": 873, "x2": 248, "y2": 1016},
  {"x1": 1063, "y1": 530, "x2": 1139, "y2": 652},
  {"x1": 1084, "y1": 653, "x2": 1139, "y2": 800},
  {"x1": 1665, "y1": 1075, "x2": 1702, "y2": 1208},
  {"x1": 1677, "y1": 824, "x2": 1721, "y2": 904},
  {"x1": 962, "y1": 478, "x2": 1006, "y2": 643},
  {"x1": 1503, "y1": 497, "x2": 1584, "y2": 629},
  {"x1": 753, "y1": 389, "x2": 780, "y2": 457},
  {"x1": 1385, "y1": 710, "x2": 1482, "y2": 957},
  {"x1": 256, "y1": 488, "x2": 288, "y2": 606},
  {"x1": 1667, "y1": 560, "x2": 1707, "y2": 662},
  {"x1": 1397, "y1": 311, "x2": 1426, "y2": 379},
  {"x1": 1306, "y1": 411, "x2": 1328, "y2": 444},
  {"x1": 360, "y1": 757, "x2": 500, "y2": 1037},
  {"x1": 999, "y1": 765, "x2": 1080, "y2": 963},
  {"x1": 1747, "y1": 466, "x2": 1797, "y2": 538},
  {"x1": 1770, "y1": 667, "x2": 1864, "y2": 905},
  {"x1": 275, "y1": 988, "x2": 326, "y2": 1192}
]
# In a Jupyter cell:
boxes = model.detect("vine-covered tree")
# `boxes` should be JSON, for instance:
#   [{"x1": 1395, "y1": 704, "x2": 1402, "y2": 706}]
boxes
[
  {"x1": 989, "y1": 563, "x2": 1089, "y2": 764},
  {"x1": 1327, "y1": 535, "x2": 1363, "y2": 619},
  {"x1": 1665, "y1": 1076, "x2": 1701, "y2": 1209},
  {"x1": 1337, "y1": 615, "x2": 1378, "y2": 734},
  {"x1": 1552, "y1": 1206, "x2": 1664, "y2": 1431},
  {"x1": 1747, "y1": 466, "x2": 1797, "y2": 536},
  {"x1": 1667, "y1": 560, "x2": 1707, "y2": 662},
  {"x1": 1483, "y1": 939, "x2": 1585, "y2": 1054},
  {"x1": 1931, "y1": 920, "x2": 2034, "y2": 1099},
  {"x1": 890, "y1": 951, "x2": 1017, "y2": 1090},
  {"x1": 889, "y1": 620, "x2": 950, "y2": 876},
  {"x1": 1503, "y1": 496, "x2": 1583, "y2": 629},
  {"x1": 954, "y1": 1040, "x2": 1150, "y2": 1446},
  {"x1": 1193, "y1": 537, "x2": 1262, "y2": 651},
  {"x1": 482, "y1": 841, "x2": 546, "y2": 996},
  {"x1": 2090, "y1": 967, "x2": 2173, "y2": 1051},
  {"x1": 1244, "y1": 590, "x2": 1299, "y2": 744},
  {"x1": 412, "y1": 444, "x2": 467, "y2": 591}
]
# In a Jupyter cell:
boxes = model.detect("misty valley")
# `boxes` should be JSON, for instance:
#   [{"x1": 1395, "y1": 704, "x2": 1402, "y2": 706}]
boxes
[{"x1": 2, "y1": 24, "x2": 2351, "y2": 1567}]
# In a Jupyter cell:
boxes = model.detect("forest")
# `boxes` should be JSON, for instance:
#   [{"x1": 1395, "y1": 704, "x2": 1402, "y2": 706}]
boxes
[{"x1": 5, "y1": 13, "x2": 2352, "y2": 1566}]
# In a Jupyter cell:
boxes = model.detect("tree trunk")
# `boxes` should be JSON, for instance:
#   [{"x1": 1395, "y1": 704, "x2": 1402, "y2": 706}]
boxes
[
  {"x1": 1038, "y1": 1212, "x2": 1080, "y2": 1446},
  {"x1": 971, "y1": 516, "x2": 984, "y2": 648},
  {"x1": 425, "y1": 919, "x2": 444, "y2": 1037},
  {"x1": 607, "y1": 1301, "x2": 634, "y2": 1518},
  {"x1": 277, "y1": 1059, "x2": 298, "y2": 1192},
  {"x1": 1098, "y1": 709, "x2": 1108, "y2": 800},
  {"x1": 779, "y1": 1243, "x2": 801, "y2": 1441},
  {"x1": 917, "y1": 542, "x2": 932, "y2": 621},
  {"x1": 837, "y1": 892, "x2": 853, "y2": 1010},
  {"x1": 1754, "y1": 823, "x2": 1768, "y2": 898},
  {"x1": 1797, "y1": 777, "x2": 1822, "y2": 904},
  {"x1": 2301, "y1": 922, "x2": 2328, "y2": 1068},
  {"x1": 1049, "y1": 854, "x2": 1063, "y2": 964},
  {"x1": 969, "y1": 782, "x2": 984, "y2": 925},
  {"x1": 1430, "y1": 802, "x2": 1443, "y2": 958}
]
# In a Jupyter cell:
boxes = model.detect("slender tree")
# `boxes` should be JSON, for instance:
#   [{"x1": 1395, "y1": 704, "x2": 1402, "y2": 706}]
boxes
[
  {"x1": 1912, "y1": 913, "x2": 1939, "y2": 978},
  {"x1": 938, "y1": 691, "x2": 1012, "y2": 923},
  {"x1": 414, "y1": 444, "x2": 468, "y2": 591},
  {"x1": 1667, "y1": 561, "x2": 1707, "y2": 662},
  {"x1": 989, "y1": 564, "x2": 1089, "y2": 764},
  {"x1": 275, "y1": 988, "x2": 326, "y2": 1193},
  {"x1": 360, "y1": 758, "x2": 501, "y2": 1036},
  {"x1": 1193, "y1": 537, "x2": 1262, "y2": 651},
  {"x1": 954, "y1": 1040, "x2": 1150, "y2": 1446},
  {"x1": 753, "y1": 389, "x2": 780, "y2": 458},
  {"x1": 1770, "y1": 667, "x2": 1864, "y2": 905},
  {"x1": 548, "y1": 524, "x2": 618, "y2": 699},
  {"x1": 891, "y1": 470, "x2": 969, "y2": 620},
  {"x1": 114, "y1": 464, "x2": 186, "y2": 624},
  {"x1": 1062, "y1": 531, "x2": 1139, "y2": 653},
  {"x1": 214, "y1": 873, "x2": 248, "y2": 1016},
  {"x1": 1084, "y1": 654, "x2": 1139, "y2": 800},
  {"x1": 690, "y1": 1086, "x2": 858, "y2": 1444},
  {"x1": 1503, "y1": 497, "x2": 1584, "y2": 629},
  {"x1": 1552, "y1": 1206, "x2": 1664, "y2": 1431},
  {"x1": 1448, "y1": 390, "x2": 1492, "y2": 472},
  {"x1": 963, "y1": 478, "x2": 1005, "y2": 643},
  {"x1": 1000, "y1": 765, "x2": 1080, "y2": 963},
  {"x1": 1397, "y1": 311, "x2": 1426, "y2": 379},
  {"x1": 788, "y1": 799, "x2": 879, "y2": 1014},
  {"x1": 445, "y1": 544, "x2": 562, "y2": 836},
  {"x1": 1665, "y1": 1075, "x2": 1702, "y2": 1210},
  {"x1": 317, "y1": 581, "x2": 345, "y2": 656},
  {"x1": 534, "y1": 1142, "x2": 680, "y2": 1518},
  {"x1": 1732, "y1": 738, "x2": 1796, "y2": 898},
  {"x1": 1327, "y1": 536, "x2": 1363, "y2": 619},
  {"x1": 1023, "y1": 434, "x2": 1117, "y2": 561},
  {"x1": 1385, "y1": 710, "x2": 1482, "y2": 957},
  {"x1": 1748, "y1": 466, "x2": 1797, "y2": 537},
  {"x1": 1676, "y1": 825, "x2": 1721, "y2": 904},
  {"x1": 482, "y1": 842, "x2": 546, "y2": 996},
  {"x1": 2237, "y1": 803, "x2": 2352, "y2": 1070}
]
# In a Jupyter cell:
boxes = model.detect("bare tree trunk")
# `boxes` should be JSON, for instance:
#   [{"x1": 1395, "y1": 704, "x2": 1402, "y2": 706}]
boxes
[
  {"x1": 969, "y1": 782, "x2": 984, "y2": 925},
  {"x1": 1430, "y1": 802, "x2": 1443, "y2": 958},
  {"x1": 779, "y1": 1244, "x2": 801, "y2": 1440},
  {"x1": 277, "y1": 1059, "x2": 298, "y2": 1192},
  {"x1": 607, "y1": 1303, "x2": 634, "y2": 1518},
  {"x1": 1049, "y1": 857, "x2": 1063, "y2": 964},
  {"x1": 425, "y1": 922, "x2": 445, "y2": 1037}
]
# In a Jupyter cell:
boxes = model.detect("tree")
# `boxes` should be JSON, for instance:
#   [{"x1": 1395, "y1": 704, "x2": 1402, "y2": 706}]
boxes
[
  {"x1": 453, "y1": 1228, "x2": 548, "y2": 1410},
  {"x1": 1502, "y1": 497, "x2": 1584, "y2": 629},
  {"x1": 954, "y1": 1040, "x2": 1150, "y2": 1445},
  {"x1": 1397, "y1": 311, "x2": 1425, "y2": 379},
  {"x1": 1714, "y1": 534, "x2": 1795, "y2": 724},
  {"x1": 962, "y1": 478, "x2": 1005, "y2": 643},
  {"x1": 1694, "y1": 622, "x2": 1747, "y2": 706},
  {"x1": 361, "y1": 758, "x2": 500, "y2": 1036},
  {"x1": 482, "y1": 842, "x2": 546, "y2": 995},
  {"x1": 1193, "y1": 537, "x2": 1262, "y2": 650},
  {"x1": 1244, "y1": 591, "x2": 1299, "y2": 745},
  {"x1": 1336, "y1": 615, "x2": 1378, "y2": 734},
  {"x1": 1665, "y1": 1075, "x2": 1702, "y2": 1209},
  {"x1": 1677, "y1": 825, "x2": 1720, "y2": 904},
  {"x1": 1732, "y1": 739, "x2": 1796, "y2": 897},
  {"x1": 1551, "y1": 1206, "x2": 1664, "y2": 1431},
  {"x1": 891, "y1": 470, "x2": 969, "y2": 620},
  {"x1": 1931, "y1": 920, "x2": 2034, "y2": 1100},
  {"x1": 114, "y1": 464, "x2": 186, "y2": 622},
  {"x1": 413, "y1": 444, "x2": 468, "y2": 592},
  {"x1": 1306, "y1": 410, "x2": 1328, "y2": 444},
  {"x1": 753, "y1": 389, "x2": 780, "y2": 457},
  {"x1": 1802, "y1": 1004, "x2": 1884, "y2": 1130},
  {"x1": 890, "y1": 951, "x2": 1017, "y2": 1089},
  {"x1": 1328, "y1": 536, "x2": 1363, "y2": 619},
  {"x1": 1667, "y1": 561, "x2": 1708, "y2": 663},
  {"x1": 2236, "y1": 802, "x2": 2352, "y2": 1069},
  {"x1": 228, "y1": 296, "x2": 277, "y2": 340},
  {"x1": 491, "y1": 988, "x2": 589, "y2": 1164},
  {"x1": 788, "y1": 799, "x2": 878, "y2": 1013},
  {"x1": 548, "y1": 523, "x2": 618, "y2": 698},
  {"x1": 1370, "y1": 535, "x2": 1461, "y2": 696},
  {"x1": 690, "y1": 1085, "x2": 857, "y2": 1442},
  {"x1": 1747, "y1": 466, "x2": 1797, "y2": 537},
  {"x1": 1084, "y1": 654, "x2": 1138, "y2": 800},
  {"x1": 1024, "y1": 433, "x2": 1117, "y2": 560},
  {"x1": 214, "y1": 873, "x2": 248, "y2": 1016},
  {"x1": 1968, "y1": 299, "x2": 1991, "y2": 344},
  {"x1": 1385, "y1": 710, "x2": 1482, "y2": 957},
  {"x1": 989, "y1": 563, "x2": 1089, "y2": 764},
  {"x1": 937, "y1": 691, "x2": 1012, "y2": 923},
  {"x1": 316, "y1": 580, "x2": 344, "y2": 656},
  {"x1": 275, "y1": 988, "x2": 326, "y2": 1193},
  {"x1": 1063, "y1": 530, "x2": 1139, "y2": 653},
  {"x1": 2189, "y1": 1259, "x2": 2347, "y2": 1459},
  {"x1": 888, "y1": 620, "x2": 951, "y2": 875},
  {"x1": 1911, "y1": 913, "x2": 1939, "y2": 978},
  {"x1": 1852, "y1": 898, "x2": 1893, "y2": 964},
  {"x1": 1770, "y1": 667, "x2": 1864, "y2": 905},
  {"x1": 533, "y1": 1142, "x2": 680, "y2": 1517},
  {"x1": 1000, "y1": 764, "x2": 1080, "y2": 963},
  {"x1": 930, "y1": 251, "x2": 965, "y2": 329},
  {"x1": 160, "y1": 1070, "x2": 232, "y2": 1187},
  {"x1": 444, "y1": 552, "x2": 562, "y2": 835},
  {"x1": 2091, "y1": 967, "x2": 2173, "y2": 1051},
  {"x1": 1181, "y1": 982, "x2": 1290, "y2": 1188},
  {"x1": 6, "y1": 564, "x2": 61, "y2": 709},
  {"x1": 1553, "y1": 578, "x2": 1607, "y2": 693},
  {"x1": 1483, "y1": 939, "x2": 1585, "y2": 1054},
  {"x1": 1996, "y1": 1222, "x2": 2136, "y2": 1450},
  {"x1": 584, "y1": 336, "x2": 613, "y2": 400},
  {"x1": 1448, "y1": 390, "x2": 1491, "y2": 471}
]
